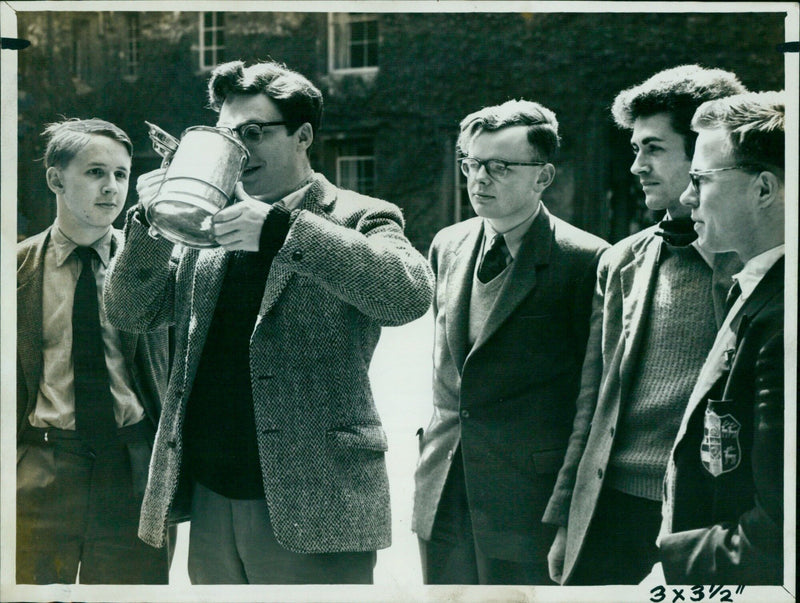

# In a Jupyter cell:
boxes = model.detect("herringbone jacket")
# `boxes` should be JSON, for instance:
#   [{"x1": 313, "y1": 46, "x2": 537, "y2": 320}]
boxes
[{"x1": 104, "y1": 174, "x2": 434, "y2": 552}]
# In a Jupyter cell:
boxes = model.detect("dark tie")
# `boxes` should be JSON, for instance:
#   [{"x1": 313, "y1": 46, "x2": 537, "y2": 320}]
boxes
[
  {"x1": 724, "y1": 281, "x2": 742, "y2": 316},
  {"x1": 477, "y1": 234, "x2": 511, "y2": 283},
  {"x1": 72, "y1": 246, "x2": 117, "y2": 447}
]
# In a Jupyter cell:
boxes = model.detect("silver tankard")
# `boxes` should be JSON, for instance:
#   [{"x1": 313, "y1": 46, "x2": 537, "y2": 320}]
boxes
[{"x1": 145, "y1": 121, "x2": 249, "y2": 248}]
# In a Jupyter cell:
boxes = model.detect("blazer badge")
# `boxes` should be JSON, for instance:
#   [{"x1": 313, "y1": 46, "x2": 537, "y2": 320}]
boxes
[{"x1": 701, "y1": 405, "x2": 741, "y2": 477}]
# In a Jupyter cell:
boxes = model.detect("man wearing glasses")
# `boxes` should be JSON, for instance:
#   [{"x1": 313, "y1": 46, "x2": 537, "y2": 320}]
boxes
[
  {"x1": 412, "y1": 99, "x2": 608, "y2": 584},
  {"x1": 542, "y1": 65, "x2": 745, "y2": 585},
  {"x1": 104, "y1": 60, "x2": 434, "y2": 584},
  {"x1": 655, "y1": 90, "x2": 785, "y2": 585}
]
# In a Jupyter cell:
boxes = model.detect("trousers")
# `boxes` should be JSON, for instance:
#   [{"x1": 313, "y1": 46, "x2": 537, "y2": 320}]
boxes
[
  {"x1": 187, "y1": 481, "x2": 377, "y2": 584},
  {"x1": 16, "y1": 423, "x2": 172, "y2": 584},
  {"x1": 418, "y1": 446, "x2": 551, "y2": 584}
]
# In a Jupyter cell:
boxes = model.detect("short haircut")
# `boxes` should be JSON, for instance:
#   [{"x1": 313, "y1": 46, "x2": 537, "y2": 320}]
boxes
[
  {"x1": 692, "y1": 90, "x2": 785, "y2": 175},
  {"x1": 208, "y1": 60, "x2": 323, "y2": 138},
  {"x1": 43, "y1": 118, "x2": 132, "y2": 169},
  {"x1": 457, "y1": 99, "x2": 561, "y2": 162},
  {"x1": 612, "y1": 64, "x2": 746, "y2": 156}
]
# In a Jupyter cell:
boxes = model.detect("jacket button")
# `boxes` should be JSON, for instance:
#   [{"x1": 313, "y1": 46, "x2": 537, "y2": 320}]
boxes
[
  {"x1": 291, "y1": 250, "x2": 303, "y2": 261},
  {"x1": 597, "y1": 468, "x2": 603, "y2": 479},
  {"x1": 460, "y1": 409, "x2": 470, "y2": 419}
]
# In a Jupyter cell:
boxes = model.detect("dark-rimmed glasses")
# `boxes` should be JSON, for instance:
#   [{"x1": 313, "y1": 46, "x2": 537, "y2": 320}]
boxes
[
  {"x1": 688, "y1": 165, "x2": 758, "y2": 194},
  {"x1": 459, "y1": 157, "x2": 546, "y2": 180},
  {"x1": 219, "y1": 121, "x2": 287, "y2": 145}
]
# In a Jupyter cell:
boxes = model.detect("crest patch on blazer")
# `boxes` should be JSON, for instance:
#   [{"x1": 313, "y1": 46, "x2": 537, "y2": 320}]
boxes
[{"x1": 701, "y1": 405, "x2": 741, "y2": 477}]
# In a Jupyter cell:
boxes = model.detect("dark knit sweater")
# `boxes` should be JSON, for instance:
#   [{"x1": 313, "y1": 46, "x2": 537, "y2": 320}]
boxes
[
  {"x1": 606, "y1": 243, "x2": 717, "y2": 501},
  {"x1": 182, "y1": 206, "x2": 290, "y2": 499}
]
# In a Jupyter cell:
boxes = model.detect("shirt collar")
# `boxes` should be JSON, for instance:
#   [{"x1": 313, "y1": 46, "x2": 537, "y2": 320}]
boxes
[
  {"x1": 733, "y1": 244, "x2": 785, "y2": 301},
  {"x1": 278, "y1": 180, "x2": 314, "y2": 211},
  {"x1": 254, "y1": 173, "x2": 315, "y2": 211},
  {"x1": 51, "y1": 222, "x2": 114, "y2": 268},
  {"x1": 482, "y1": 201, "x2": 541, "y2": 260}
]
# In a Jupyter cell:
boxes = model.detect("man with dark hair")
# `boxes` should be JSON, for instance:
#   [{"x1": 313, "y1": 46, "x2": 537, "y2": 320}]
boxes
[
  {"x1": 104, "y1": 60, "x2": 434, "y2": 584},
  {"x1": 543, "y1": 65, "x2": 746, "y2": 584},
  {"x1": 656, "y1": 90, "x2": 785, "y2": 585},
  {"x1": 412, "y1": 99, "x2": 608, "y2": 584},
  {"x1": 16, "y1": 118, "x2": 171, "y2": 584}
]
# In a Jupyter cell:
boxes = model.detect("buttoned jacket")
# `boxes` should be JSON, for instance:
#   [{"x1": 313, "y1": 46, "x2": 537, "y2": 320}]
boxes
[
  {"x1": 17, "y1": 227, "x2": 168, "y2": 440},
  {"x1": 104, "y1": 175, "x2": 434, "y2": 552},
  {"x1": 658, "y1": 258, "x2": 784, "y2": 585},
  {"x1": 541, "y1": 225, "x2": 738, "y2": 583},
  {"x1": 412, "y1": 204, "x2": 608, "y2": 564}
]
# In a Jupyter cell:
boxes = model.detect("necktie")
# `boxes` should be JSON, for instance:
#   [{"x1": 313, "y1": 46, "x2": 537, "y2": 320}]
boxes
[
  {"x1": 72, "y1": 246, "x2": 117, "y2": 447},
  {"x1": 724, "y1": 280, "x2": 742, "y2": 316},
  {"x1": 477, "y1": 234, "x2": 510, "y2": 283}
]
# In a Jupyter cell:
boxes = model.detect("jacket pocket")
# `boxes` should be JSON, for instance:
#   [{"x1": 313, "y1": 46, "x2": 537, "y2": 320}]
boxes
[
  {"x1": 327, "y1": 424, "x2": 388, "y2": 452},
  {"x1": 532, "y1": 448, "x2": 567, "y2": 474}
]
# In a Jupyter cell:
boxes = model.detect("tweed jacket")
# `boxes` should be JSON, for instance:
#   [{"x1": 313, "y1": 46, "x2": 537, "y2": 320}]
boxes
[
  {"x1": 104, "y1": 174, "x2": 434, "y2": 552},
  {"x1": 16, "y1": 226, "x2": 169, "y2": 441},
  {"x1": 411, "y1": 204, "x2": 608, "y2": 564},
  {"x1": 658, "y1": 258, "x2": 784, "y2": 585},
  {"x1": 541, "y1": 225, "x2": 739, "y2": 583}
]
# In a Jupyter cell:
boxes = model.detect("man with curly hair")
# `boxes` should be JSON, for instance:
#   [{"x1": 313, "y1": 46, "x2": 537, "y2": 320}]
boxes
[{"x1": 542, "y1": 65, "x2": 746, "y2": 584}]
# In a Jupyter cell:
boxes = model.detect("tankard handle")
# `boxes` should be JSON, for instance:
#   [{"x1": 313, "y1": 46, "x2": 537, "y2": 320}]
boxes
[{"x1": 145, "y1": 121, "x2": 180, "y2": 168}]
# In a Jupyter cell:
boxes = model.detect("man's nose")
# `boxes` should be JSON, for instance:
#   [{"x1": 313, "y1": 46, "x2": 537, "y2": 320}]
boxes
[
  {"x1": 474, "y1": 163, "x2": 491, "y2": 183},
  {"x1": 102, "y1": 176, "x2": 115, "y2": 194},
  {"x1": 630, "y1": 151, "x2": 648, "y2": 175},
  {"x1": 679, "y1": 182, "x2": 697, "y2": 207}
]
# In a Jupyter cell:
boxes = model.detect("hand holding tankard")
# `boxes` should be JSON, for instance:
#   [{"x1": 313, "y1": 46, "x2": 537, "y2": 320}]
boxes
[
  {"x1": 143, "y1": 121, "x2": 249, "y2": 248},
  {"x1": 212, "y1": 182, "x2": 274, "y2": 252}
]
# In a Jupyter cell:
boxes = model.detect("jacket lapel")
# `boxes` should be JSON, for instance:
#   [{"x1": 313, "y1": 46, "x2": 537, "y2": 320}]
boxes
[
  {"x1": 259, "y1": 176, "x2": 334, "y2": 315},
  {"x1": 17, "y1": 229, "x2": 49, "y2": 415},
  {"x1": 735, "y1": 256, "x2": 784, "y2": 336},
  {"x1": 471, "y1": 206, "x2": 551, "y2": 353},
  {"x1": 444, "y1": 222, "x2": 483, "y2": 372},
  {"x1": 186, "y1": 246, "x2": 229, "y2": 364},
  {"x1": 619, "y1": 234, "x2": 660, "y2": 376},
  {"x1": 675, "y1": 256, "x2": 784, "y2": 442}
]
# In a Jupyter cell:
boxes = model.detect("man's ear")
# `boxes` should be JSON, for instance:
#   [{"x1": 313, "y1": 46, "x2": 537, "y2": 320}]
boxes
[
  {"x1": 296, "y1": 123, "x2": 313, "y2": 152},
  {"x1": 535, "y1": 163, "x2": 556, "y2": 192},
  {"x1": 46, "y1": 167, "x2": 64, "y2": 195},
  {"x1": 753, "y1": 170, "x2": 782, "y2": 209}
]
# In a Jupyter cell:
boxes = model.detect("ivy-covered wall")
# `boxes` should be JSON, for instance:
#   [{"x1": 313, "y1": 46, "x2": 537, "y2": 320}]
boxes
[{"x1": 15, "y1": 10, "x2": 785, "y2": 249}]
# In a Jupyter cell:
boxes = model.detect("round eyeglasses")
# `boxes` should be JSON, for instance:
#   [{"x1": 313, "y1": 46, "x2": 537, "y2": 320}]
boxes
[
  {"x1": 688, "y1": 165, "x2": 758, "y2": 194},
  {"x1": 459, "y1": 157, "x2": 546, "y2": 180},
  {"x1": 218, "y1": 121, "x2": 287, "y2": 145}
]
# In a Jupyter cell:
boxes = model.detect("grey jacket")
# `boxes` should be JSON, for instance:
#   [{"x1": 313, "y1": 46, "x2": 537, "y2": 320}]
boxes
[
  {"x1": 412, "y1": 205, "x2": 608, "y2": 564},
  {"x1": 104, "y1": 175, "x2": 434, "y2": 552},
  {"x1": 542, "y1": 225, "x2": 738, "y2": 583}
]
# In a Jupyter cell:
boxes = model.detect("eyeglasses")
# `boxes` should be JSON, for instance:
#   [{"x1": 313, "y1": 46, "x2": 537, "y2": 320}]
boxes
[
  {"x1": 688, "y1": 165, "x2": 758, "y2": 194},
  {"x1": 219, "y1": 121, "x2": 287, "y2": 145},
  {"x1": 459, "y1": 157, "x2": 546, "y2": 180}
]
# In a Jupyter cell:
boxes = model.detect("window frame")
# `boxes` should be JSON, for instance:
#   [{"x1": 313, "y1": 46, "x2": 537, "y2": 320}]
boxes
[
  {"x1": 198, "y1": 11, "x2": 225, "y2": 71},
  {"x1": 334, "y1": 141, "x2": 376, "y2": 196},
  {"x1": 327, "y1": 13, "x2": 379, "y2": 75},
  {"x1": 123, "y1": 13, "x2": 140, "y2": 80}
]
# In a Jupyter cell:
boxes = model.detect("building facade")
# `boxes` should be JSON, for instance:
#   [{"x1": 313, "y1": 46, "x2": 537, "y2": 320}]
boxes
[{"x1": 15, "y1": 10, "x2": 785, "y2": 248}]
